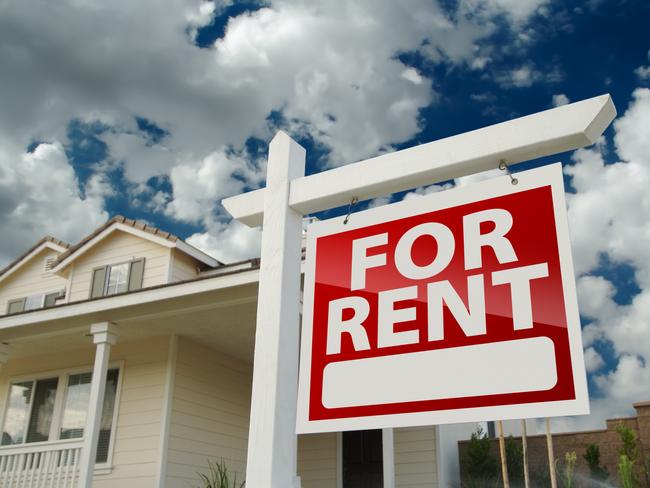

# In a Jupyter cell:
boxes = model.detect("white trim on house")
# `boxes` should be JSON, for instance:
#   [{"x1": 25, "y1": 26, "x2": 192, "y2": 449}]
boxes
[
  {"x1": 0, "y1": 267, "x2": 260, "y2": 331},
  {"x1": 155, "y1": 334, "x2": 178, "y2": 488},
  {"x1": 175, "y1": 239, "x2": 220, "y2": 268},
  {"x1": 0, "y1": 241, "x2": 68, "y2": 285}
]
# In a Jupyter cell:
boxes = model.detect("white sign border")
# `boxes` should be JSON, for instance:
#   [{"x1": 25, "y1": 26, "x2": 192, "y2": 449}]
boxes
[{"x1": 296, "y1": 162, "x2": 589, "y2": 434}]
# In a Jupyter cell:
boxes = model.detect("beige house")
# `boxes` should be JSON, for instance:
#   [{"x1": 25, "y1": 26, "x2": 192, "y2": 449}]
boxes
[{"x1": 0, "y1": 216, "x2": 472, "y2": 488}]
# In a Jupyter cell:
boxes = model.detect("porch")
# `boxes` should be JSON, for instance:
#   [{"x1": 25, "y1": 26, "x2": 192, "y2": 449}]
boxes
[{"x1": 0, "y1": 271, "x2": 259, "y2": 488}]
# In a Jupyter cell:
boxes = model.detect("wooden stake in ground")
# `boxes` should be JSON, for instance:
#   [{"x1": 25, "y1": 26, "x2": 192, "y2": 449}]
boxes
[
  {"x1": 546, "y1": 418, "x2": 558, "y2": 488},
  {"x1": 521, "y1": 419, "x2": 531, "y2": 488},
  {"x1": 497, "y1": 420, "x2": 510, "y2": 488}
]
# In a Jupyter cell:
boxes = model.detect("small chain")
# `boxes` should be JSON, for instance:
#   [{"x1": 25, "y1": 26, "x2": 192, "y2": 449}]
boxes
[
  {"x1": 343, "y1": 197, "x2": 359, "y2": 225},
  {"x1": 499, "y1": 160, "x2": 518, "y2": 185}
]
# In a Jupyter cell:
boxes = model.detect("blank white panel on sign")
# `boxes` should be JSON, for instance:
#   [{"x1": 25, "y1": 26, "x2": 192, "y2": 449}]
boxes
[{"x1": 322, "y1": 337, "x2": 557, "y2": 409}]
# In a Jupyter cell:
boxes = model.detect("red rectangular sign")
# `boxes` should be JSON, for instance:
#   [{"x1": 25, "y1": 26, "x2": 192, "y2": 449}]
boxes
[{"x1": 296, "y1": 163, "x2": 589, "y2": 433}]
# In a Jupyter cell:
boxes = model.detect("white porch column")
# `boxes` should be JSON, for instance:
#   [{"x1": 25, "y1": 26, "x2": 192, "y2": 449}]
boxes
[
  {"x1": 245, "y1": 131, "x2": 305, "y2": 488},
  {"x1": 382, "y1": 428, "x2": 396, "y2": 488},
  {"x1": 78, "y1": 322, "x2": 118, "y2": 488}
]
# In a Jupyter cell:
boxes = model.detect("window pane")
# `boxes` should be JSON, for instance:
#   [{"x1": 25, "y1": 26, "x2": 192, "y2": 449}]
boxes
[
  {"x1": 1, "y1": 381, "x2": 33, "y2": 445},
  {"x1": 24, "y1": 294, "x2": 43, "y2": 311},
  {"x1": 59, "y1": 372, "x2": 92, "y2": 440},
  {"x1": 26, "y1": 377, "x2": 59, "y2": 443},
  {"x1": 96, "y1": 369, "x2": 119, "y2": 463},
  {"x1": 60, "y1": 369, "x2": 120, "y2": 463},
  {"x1": 106, "y1": 264, "x2": 129, "y2": 295}
]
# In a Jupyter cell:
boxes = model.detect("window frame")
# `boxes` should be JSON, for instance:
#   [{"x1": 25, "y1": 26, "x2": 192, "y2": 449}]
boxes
[
  {"x1": 90, "y1": 258, "x2": 145, "y2": 299},
  {"x1": 0, "y1": 361, "x2": 124, "y2": 473},
  {"x1": 6, "y1": 290, "x2": 65, "y2": 315}
]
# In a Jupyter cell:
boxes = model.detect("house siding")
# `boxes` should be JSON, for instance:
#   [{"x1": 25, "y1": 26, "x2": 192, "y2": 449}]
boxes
[
  {"x1": 297, "y1": 433, "x2": 338, "y2": 488},
  {"x1": 0, "y1": 335, "x2": 170, "y2": 488},
  {"x1": 164, "y1": 337, "x2": 252, "y2": 488},
  {"x1": 67, "y1": 230, "x2": 171, "y2": 302},
  {"x1": 395, "y1": 426, "x2": 438, "y2": 488},
  {"x1": 169, "y1": 250, "x2": 198, "y2": 283},
  {"x1": 0, "y1": 248, "x2": 67, "y2": 314}
]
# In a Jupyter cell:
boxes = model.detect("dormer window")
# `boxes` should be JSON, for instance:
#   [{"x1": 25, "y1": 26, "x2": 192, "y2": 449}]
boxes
[
  {"x1": 90, "y1": 258, "x2": 145, "y2": 298},
  {"x1": 106, "y1": 262, "x2": 130, "y2": 295}
]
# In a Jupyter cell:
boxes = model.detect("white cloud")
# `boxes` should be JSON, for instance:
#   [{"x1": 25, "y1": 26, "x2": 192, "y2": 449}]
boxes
[
  {"x1": 634, "y1": 50, "x2": 650, "y2": 80},
  {"x1": 0, "y1": 143, "x2": 108, "y2": 263},
  {"x1": 460, "y1": 0, "x2": 549, "y2": 24},
  {"x1": 0, "y1": 0, "x2": 551, "y2": 261},
  {"x1": 584, "y1": 347, "x2": 605, "y2": 372},
  {"x1": 552, "y1": 93, "x2": 570, "y2": 107},
  {"x1": 557, "y1": 88, "x2": 650, "y2": 431},
  {"x1": 187, "y1": 220, "x2": 262, "y2": 264},
  {"x1": 166, "y1": 148, "x2": 264, "y2": 225},
  {"x1": 498, "y1": 65, "x2": 539, "y2": 88}
]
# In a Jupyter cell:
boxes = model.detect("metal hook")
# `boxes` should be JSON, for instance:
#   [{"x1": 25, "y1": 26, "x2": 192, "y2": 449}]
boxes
[
  {"x1": 499, "y1": 159, "x2": 518, "y2": 185},
  {"x1": 343, "y1": 196, "x2": 358, "y2": 225}
]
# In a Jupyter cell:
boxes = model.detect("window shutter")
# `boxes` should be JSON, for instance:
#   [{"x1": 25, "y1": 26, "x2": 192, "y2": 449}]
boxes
[
  {"x1": 7, "y1": 298, "x2": 26, "y2": 315},
  {"x1": 90, "y1": 267, "x2": 107, "y2": 298},
  {"x1": 128, "y1": 258, "x2": 145, "y2": 291},
  {"x1": 44, "y1": 291, "x2": 61, "y2": 308}
]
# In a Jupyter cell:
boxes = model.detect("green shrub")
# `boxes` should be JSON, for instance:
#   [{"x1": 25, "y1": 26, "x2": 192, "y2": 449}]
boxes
[
  {"x1": 461, "y1": 427, "x2": 499, "y2": 488},
  {"x1": 196, "y1": 460, "x2": 245, "y2": 488},
  {"x1": 617, "y1": 423, "x2": 639, "y2": 463},
  {"x1": 619, "y1": 454, "x2": 636, "y2": 488},
  {"x1": 557, "y1": 451, "x2": 576, "y2": 488},
  {"x1": 505, "y1": 436, "x2": 523, "y2": 486},
  {"x1": 583, "y1": 443, "x2": 609, "y2": 481}
]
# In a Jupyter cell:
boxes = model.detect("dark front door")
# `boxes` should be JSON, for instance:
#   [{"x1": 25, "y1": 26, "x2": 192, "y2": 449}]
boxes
[{"x1": 343, "y1": 429, "x2": 383, "y2": 488}]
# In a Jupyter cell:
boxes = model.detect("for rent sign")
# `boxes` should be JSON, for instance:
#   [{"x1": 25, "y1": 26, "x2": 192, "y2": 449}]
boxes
[{"x1": 296, "y1": 163, "x2": 589, "y2": 433}]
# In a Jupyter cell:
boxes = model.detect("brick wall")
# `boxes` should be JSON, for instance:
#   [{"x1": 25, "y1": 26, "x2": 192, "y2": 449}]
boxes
[{"x1": 458, "y1": 402, "x2": 650, "y2": 487}]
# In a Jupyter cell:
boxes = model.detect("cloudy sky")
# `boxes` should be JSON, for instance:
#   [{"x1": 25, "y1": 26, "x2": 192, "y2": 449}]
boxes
[{"x1": 0, "y1": 0, "x2": 648, "y2": 433}]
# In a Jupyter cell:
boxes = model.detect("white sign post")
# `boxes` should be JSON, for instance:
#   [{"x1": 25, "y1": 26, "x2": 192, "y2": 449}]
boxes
[{"x1": 222, "y1": 95, "x2": 616, "y2": 488}]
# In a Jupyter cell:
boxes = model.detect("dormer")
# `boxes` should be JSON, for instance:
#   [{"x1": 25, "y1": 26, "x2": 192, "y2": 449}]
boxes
[{"x1": 50, "y1": 216, "x2": 221, "y2": 303}]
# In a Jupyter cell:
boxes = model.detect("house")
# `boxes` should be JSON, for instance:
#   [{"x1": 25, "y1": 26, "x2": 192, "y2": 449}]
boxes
[{"x1": 0, "y1": 215, "x2": 474, "y2": 487}]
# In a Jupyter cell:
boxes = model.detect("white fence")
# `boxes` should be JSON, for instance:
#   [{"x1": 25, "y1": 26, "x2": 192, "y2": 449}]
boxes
[{"x1": 0, "y1": 439, "x2": 82, "y2": 487}]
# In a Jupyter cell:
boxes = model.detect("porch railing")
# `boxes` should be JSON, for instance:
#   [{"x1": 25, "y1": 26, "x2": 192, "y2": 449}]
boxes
[{"x1": 0, "y1": 439, "x2": 83, "y2": 487}]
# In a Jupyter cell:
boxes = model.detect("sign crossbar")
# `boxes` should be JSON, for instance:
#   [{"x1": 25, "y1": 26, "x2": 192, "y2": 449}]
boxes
[{"x1": 223, "y1": 94, "x2": 615, "y2": 227}]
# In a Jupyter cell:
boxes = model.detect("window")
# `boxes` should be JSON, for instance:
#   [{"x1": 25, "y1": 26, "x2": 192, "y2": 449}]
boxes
[
  {"x1": 6, "y1": 290, "x2": 63, "y2": 315},
  {"x1": 1, "y1": 368, "x2": 121, "y2": 465},
  {"x1": 24, "y1": 294, "x2": 44, "y2": 311},
  {"x1": 90, "y1": 258, "x2": 145, "y2": 298}
]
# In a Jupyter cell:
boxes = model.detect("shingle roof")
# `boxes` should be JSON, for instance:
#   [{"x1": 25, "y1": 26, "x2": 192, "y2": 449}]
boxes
[
  {"x1": 0, "y1": 236, "x2": 70, "y2": 279},
  {"x1": 54, "y1": 215, "x2": 181, "y2": 265}
]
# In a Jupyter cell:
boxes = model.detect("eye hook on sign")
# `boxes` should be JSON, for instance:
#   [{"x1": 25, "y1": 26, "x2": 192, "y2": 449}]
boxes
[
  {"x1": 499, "y1": 159, "x2": 519, "y2": 185},
  {"x1": 343, "y1": 196, "x2": 359, "y2": 225}
]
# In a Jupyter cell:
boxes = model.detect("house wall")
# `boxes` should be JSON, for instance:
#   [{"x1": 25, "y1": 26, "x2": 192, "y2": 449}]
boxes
[
  {"x1": 395, "y1": 426, "x2": 438, "y2": 488},
  {"x1": 297, "y1": 433, "x2": 338, "y2": 488},
  {"x1": 164, "y1": 337, "x2": 252, "y2": 488},
  {"x1": 0, "y1": 248, "x2": 67, "y2": 314},
  {"x1": 0, "y1": 335, "x2": 171, "y2": 488},
  {"x1": 67, "y1": 230, "x2": 171, "y2": 302},
  {"x1": 169, "y1": 250, "x2": 198, "y2": 283}
]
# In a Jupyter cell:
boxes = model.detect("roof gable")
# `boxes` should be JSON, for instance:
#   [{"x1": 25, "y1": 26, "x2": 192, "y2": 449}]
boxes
[
  {"x1": 51, "y1": 215, "x2": 221, "y2": 273},
  {"x1": 0, "y1": 236, "x2": 69, "y2": 285}
]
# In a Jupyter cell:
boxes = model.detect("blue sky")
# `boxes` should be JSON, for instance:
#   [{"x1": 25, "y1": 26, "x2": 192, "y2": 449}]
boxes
[{"x1": 0, "y1": 0, "x2": 649, "y2": 432}]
